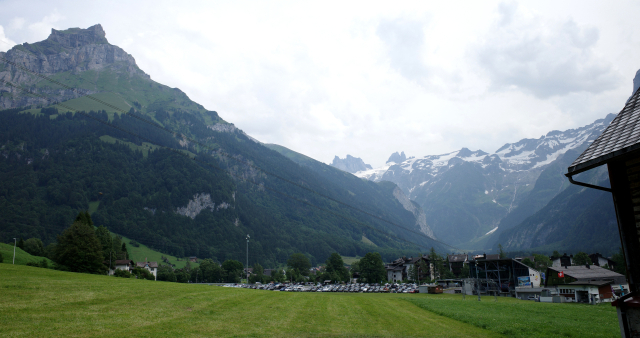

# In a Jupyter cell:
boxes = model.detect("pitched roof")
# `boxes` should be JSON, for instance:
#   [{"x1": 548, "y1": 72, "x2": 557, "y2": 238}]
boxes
[
  {"x1": 136, "y1": 261, "x2": 158, "y2": 268},
  {"x1": 114, "y1": 260, "x2": 132, "y2": 265},
  {"x1": 448, "y1": 254, "x2": 468, "y2": 263},
  {"x1": 568, "y1": 88, "x2": 640, "y2": 174},
  {"x1": 566, "y1": 280, "x2": 613, "y2": 286},
  {"x1": 548, "y1": 265, "x2": 625, "y2": 283}
]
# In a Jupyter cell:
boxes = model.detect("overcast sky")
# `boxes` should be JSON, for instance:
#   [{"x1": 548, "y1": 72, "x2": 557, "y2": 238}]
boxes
[{"x1": 1, "y1": 1, "x2": 639, "y2": 167}]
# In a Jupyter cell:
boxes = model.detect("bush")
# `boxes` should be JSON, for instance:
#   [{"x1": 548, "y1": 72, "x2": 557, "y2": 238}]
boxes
[
  {"x1": 114, "y1": 269, "x2": 131, "y2": 278},
  {"x1": 23, "y1": 238, "x2": 45, "y2": 257},
  {"x1": 132, "y1": 267, "x2": 155, "y2": 280},
  {"x1": 129, "y1": 240, "x2": 140, "y2": 248}
]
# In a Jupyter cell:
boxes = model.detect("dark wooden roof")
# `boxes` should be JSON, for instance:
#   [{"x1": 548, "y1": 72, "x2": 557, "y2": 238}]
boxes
[{"x1": 568, "y1": 88, "x2": 640, "y2": 174}]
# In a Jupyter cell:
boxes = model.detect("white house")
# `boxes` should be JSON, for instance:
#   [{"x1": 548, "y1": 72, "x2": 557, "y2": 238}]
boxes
[
  {"x1": 136, "y1": 261, "x2": 158, "y2": 280},
  {"x1": 108, "y1": 259, "x2": 133, "y2": 276}
]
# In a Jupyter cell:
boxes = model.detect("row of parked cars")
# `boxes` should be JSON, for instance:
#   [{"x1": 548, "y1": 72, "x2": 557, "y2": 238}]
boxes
[{"x1": 223, "y1": 282, "x2": 420, "y2": 293}]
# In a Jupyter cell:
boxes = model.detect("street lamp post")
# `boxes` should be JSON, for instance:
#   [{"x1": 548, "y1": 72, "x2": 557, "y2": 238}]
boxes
[
  {"x1": 246, "y1": 234, "x2": 250, "y2": 283},
  {"x1": 13, "y1": 238, "x2": 16, "y2": 264}
]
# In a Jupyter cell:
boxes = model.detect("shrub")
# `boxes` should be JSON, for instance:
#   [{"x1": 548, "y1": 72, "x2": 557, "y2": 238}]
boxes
[{"x1": 114, "y1": 269, "x2": 131, "y2": 278}]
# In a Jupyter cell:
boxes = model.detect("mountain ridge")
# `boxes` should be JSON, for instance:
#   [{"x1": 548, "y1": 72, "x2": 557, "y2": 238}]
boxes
[{"x1": 355, "y1": 113, "x2": 616, "y2": 248}]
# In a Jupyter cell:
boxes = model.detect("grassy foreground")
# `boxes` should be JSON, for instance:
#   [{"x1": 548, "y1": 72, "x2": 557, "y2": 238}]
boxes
[
  {"x1": 1, "y1": 265, "x2": 493, "y2": 337},
  {"x1": 408, "y1": 293, "x2": 620, "y2": 338},
  {"x1": 0, "y1": 265, "x2": 620, "y2": 337}
]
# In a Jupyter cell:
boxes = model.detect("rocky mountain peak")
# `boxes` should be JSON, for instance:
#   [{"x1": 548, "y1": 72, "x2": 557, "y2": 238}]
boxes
[
  {"x1": 387, "y1": 151, "x2": 406, "y2": 164},
  {"x1": 0, "y1": 24, "x2": 149, "y2": 109},
  {"x1": 47, "y1": 24, "x2": 109, "y2": 48},
  {"x1": 331, "y1": 155, "x2": 372, "y2": 173}
]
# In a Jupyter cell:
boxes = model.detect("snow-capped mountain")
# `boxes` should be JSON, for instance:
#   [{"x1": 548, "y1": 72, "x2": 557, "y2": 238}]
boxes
[{"x1": 355, "y1": 113, "x2": 616, "y2": 247}]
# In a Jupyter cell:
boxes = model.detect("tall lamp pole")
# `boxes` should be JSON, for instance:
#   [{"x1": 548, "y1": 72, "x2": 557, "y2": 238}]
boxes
[
  {"x1": 13, "y1": 238, "x2": 16, "y2": 264},
  {"x1": 246, "y1": 234, "x2": 250, "y2": 283}
]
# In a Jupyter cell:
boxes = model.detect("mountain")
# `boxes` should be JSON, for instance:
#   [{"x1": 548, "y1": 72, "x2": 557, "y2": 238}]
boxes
[
  {"x1": 356, "y1": 114, "x2": 616, "y2": 248},
  {"x1": 387, "y1": 151, "x2": 407, "y2": 164},
  {"x1": 268, "y1": 145, "x2": 435, "y2": 239},
  {"x1": 0, "y1": 25, "x2": 443, "y2": 267},
  {"x1": 330, "y1": 155, "x2": 372, "y2": 173},
  {"x1": 496, "y1": 165, "x2": 618, "y2": 254}
]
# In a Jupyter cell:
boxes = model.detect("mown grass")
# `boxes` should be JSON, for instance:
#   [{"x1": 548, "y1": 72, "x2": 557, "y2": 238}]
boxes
[
  {"x1": 407, "y1": 293, "x2": 619, "y2": 338},
  {"x1": 0, "y1": 265, "x2": 496, "y2": 337},
  {"x1": 0, "y1": 243, "x2": 53, "y2": 266},
  {"x1": 123, "y1": 235, "x2": 197, "y2": 270}
]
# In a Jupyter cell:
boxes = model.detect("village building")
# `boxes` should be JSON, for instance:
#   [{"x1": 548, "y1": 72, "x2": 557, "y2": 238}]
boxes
[
  {"x1": 447, "y1": 254, "x2": 468, "y2": 275},
  {"x1": 385, "y1": 255, "x2": 435, "y2": 282},
  {"x1": 589, "y1": 253, "x2": 616, "y2": 270},
  {"x1": 136, "y1": 261, "x2": 158, "y2": 280},
  {"x1": 551, "y1": 254, "x2": 573, "y2": 267},
  {"x1": 469, "y1": 254, "x2": 541, "y2": 294},
  {"x1": 545, "y1": 265, "x2": 627, "y2": 304},
  {"x1": 108, "y1": 259, "x2": 133, "y2": 276}
]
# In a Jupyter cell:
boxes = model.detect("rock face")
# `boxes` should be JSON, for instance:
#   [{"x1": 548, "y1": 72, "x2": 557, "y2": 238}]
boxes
[
  {"x1": 175, "y1": 193, "x2": 232, "y2": 219},
  {"x1": 0, "y1": 24, "x2": 149, "y2": 109},
  {"x1": 387, "y1": 151, "x2": 406, "y2": 164},
  {"x1": 330, "y1": 155, "x2": 372, "y2": 173},
  {"x1": 391, "y1": 186, "x2": 435, "y2": 239}
]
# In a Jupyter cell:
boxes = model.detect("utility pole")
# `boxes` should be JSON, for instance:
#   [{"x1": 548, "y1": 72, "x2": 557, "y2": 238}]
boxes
[
  {"x1": 246, "y1": 234, "x2": 250, "y2": 283},
  {"x1": 13, "y1": 238, "x2": 16, "y2": 264}
]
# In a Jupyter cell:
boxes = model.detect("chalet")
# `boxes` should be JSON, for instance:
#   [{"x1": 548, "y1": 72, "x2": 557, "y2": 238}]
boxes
[
  {"x1": 589, "y1": 253, "x2": 616, "y2": 270},
  {"x1": 108, "y1": 259, "x2": 133, "y2": 275},
  {"x1": 565, "y1": 83, "x2": 640, "y2": 334},
  {"x1": 386, "y1": 255, "x2": 435, "y2": 282},
  {"x1": 551, "y1": 253, "x2": 573, "y2": 267},
  {"x1": 189, "y1": 256, "x2": 198, "y2": 263},
  {"x1": 386, "y1": 264, "x2": 403, "y2": 283},
  {"x1": 136, "y1": 261, "x2": 158, "y2": 280},
  {"x1": 447, "y1": 254, "x2": 468, "y2": 275}
]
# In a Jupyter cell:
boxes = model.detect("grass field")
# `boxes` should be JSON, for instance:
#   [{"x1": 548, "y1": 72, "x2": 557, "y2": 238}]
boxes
[
  {"x1": 408, "y1": 294, "x2": 620, "y2": 338},
  {"x1": 0, "y1": 243, "x2": 53, "y2": 266},
  {"x1": 0, "y1": 264, "x2": 621, "y2": 337}
]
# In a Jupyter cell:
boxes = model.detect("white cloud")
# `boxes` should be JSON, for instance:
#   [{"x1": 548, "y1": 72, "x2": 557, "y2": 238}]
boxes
[
  {"x1": 0, "y1": 26, "x2": 17, "y2": 52},
  {"x1": 0, "y1": 1, "x2": 638, "y2": 168},
  {"x1": 475, "y1": 2, "x2": 622, "y2": 98}
]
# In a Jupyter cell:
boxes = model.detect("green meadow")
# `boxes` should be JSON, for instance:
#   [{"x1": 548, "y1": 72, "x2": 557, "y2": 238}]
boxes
[{"x1": 0, "y1": 264, "x2": 620, "y2": 337}]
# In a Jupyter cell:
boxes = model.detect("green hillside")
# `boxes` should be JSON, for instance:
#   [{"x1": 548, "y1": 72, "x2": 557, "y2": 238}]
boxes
[{"x1": 0, "y1": 243, "x2": 53, "y2": 266}]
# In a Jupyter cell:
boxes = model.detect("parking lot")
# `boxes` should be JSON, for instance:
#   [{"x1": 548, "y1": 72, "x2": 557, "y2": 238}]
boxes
[{"x1": 223, "y1": 282, "x2": 420, "y2": 293}]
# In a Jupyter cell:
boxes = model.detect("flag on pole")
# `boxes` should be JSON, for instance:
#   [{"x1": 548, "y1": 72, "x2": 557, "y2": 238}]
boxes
[{"x1": 558, "y1": 271, "x2": 564, "y2": 278}]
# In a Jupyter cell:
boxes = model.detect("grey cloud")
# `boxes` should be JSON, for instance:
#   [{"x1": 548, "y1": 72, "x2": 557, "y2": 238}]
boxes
[
  {"x1": 376, "y1": 18, "x2": 428, "y2": 83},
  {"x1": 476, "y1": 10, "x2": 621, "y2": 98}
]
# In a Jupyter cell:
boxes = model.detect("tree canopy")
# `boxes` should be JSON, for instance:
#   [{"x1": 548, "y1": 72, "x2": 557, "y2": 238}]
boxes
[
  {"x1": 287, "y1": 253, "x2": 311, "y2": 276},
  {"x1": 358, "y1": 252, "x2": 386, "y2": 283},
  {"x1": 54, "y1": 211, "x2": 105, "y2": 274},
  {"x1": 573, "y1": 252, "x2": 591, "y2": 266}
]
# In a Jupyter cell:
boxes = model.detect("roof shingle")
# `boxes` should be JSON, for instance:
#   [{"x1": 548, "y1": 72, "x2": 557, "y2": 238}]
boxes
[{"x1": 568, "y1": 88, "x2": 640, "y2": 173}]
